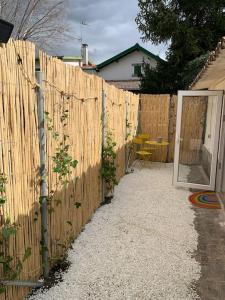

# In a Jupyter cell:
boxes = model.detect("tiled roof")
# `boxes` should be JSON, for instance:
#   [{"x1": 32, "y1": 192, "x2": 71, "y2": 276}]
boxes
[
  {"x1": 190, "y1": 37, "x2": 225, "y2": 89},
  {"x1": 106, "y1": 80, "x2": 141, "y2": 91}
]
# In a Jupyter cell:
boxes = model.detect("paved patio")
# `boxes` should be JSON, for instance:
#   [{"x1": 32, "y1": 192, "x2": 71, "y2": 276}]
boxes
[{"x1": 29, "y1": 163, "x2": 201, "y2": 300}]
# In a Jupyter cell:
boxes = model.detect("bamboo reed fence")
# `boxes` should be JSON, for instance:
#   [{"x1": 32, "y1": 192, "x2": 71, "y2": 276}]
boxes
[
  {"x1": 179, "y1": 96, "x2": 207, "y2": 164},
  {"x1": 0, "y1": 40, "x2": 206, "y2": 300},
  {"x1": 0, "y1": 41, "x2": 139, "y2": 300},
  {"x1": 139, "y1": 94, "x2": 171, "y2": 162},
  {"x1": 0, "y1": 40, "x2": 41, "y2": 300},
  {"x1": 139, "y1": 94, "x2": 207, "y2": 164}
]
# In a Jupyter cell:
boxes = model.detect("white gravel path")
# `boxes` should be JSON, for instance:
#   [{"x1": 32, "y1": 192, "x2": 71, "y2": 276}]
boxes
[{"x1": 29, "y1": 163, "x2": 200, "y2": 300}]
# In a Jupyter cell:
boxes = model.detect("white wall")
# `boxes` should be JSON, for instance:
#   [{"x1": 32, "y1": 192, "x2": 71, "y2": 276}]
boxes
[
  {"x1": 64, "y1": 61, "x2": 81, "y2": 67},
  {"x1": 97, "y1": 50, "x2": 157, "y2": 81}
]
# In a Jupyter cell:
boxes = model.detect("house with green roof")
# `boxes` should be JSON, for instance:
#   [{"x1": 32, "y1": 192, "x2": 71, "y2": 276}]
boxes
[{"x1": 95, "y1": 43, "x2": 163, "y2": 92}]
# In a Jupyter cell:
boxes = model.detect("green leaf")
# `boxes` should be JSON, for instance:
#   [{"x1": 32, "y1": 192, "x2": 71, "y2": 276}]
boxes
[
  {"x1": 48, "y1": 207, "x2": 55, "y2": 214},
  {"x1": 2, "y1": 226, "x2": 17, "y2": 239},
  {"x1": 74, "y1": 202, "x2": 81, "y2": 209},
  {"x1": 66, "y1": 221, "x2": 73, "y2": 226},
  {"x1": 70, "y1": 160, "x2": 78, "y2": 168},
  {"x1": 23, "y1": 247, "x2": 32, "y2": 262},
  {"x1": 0, "y1": 197, "x2": 6, "y2": 205}
]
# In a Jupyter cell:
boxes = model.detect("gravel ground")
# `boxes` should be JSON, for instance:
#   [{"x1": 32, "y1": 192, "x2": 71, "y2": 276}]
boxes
[{"x1": 29, "y1": 163, "x2": 200, "y2": 300}]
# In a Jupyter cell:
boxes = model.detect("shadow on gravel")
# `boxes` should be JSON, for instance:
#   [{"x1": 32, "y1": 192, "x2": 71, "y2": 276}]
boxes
[{"x1": 192, "y1": 205, "x2": 225, "y2": 300}]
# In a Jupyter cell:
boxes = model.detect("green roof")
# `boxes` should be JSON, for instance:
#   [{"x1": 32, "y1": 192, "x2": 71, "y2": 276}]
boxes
[{"x1": 96, "y1": 43, "x2": 163, "y2": 70}]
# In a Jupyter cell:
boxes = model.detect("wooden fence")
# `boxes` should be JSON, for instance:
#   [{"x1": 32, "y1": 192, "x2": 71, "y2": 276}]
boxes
[
  {"x1": 139, "y1": 94, "x2": 173, "y2": 162},
  {"x1": 0, "y1": 42, "x2": 206, "y2": 300},
  {"x1": 139, "y1": 94, "x2": 207, "y2": 164},
  {"x1": 0, "y1": 41, "x2": 139, "y2": 300}
]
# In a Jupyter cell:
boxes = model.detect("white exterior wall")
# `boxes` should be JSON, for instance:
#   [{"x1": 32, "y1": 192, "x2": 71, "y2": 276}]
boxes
[
  {"x1": 97, "y1": 51, "x2": 157, "y2": 81},
  {"x1": 64, "y1": 61, "x2": 81, "y2": 67}
]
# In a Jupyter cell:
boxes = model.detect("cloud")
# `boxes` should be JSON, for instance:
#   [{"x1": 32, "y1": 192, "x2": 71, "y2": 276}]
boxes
[{"x1": 57, "y1": 0, "x2": 167, "y2": 64}]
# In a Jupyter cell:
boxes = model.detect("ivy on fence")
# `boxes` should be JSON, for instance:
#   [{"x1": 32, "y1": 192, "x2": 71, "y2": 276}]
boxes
[{"x1": 0, "y1": 174, "x2": 31, "y2": 293}]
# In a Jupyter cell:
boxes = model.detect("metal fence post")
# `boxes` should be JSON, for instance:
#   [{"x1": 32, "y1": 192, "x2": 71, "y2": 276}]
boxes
[
  {"x1": 137, "y1": 95, "x2": 141, "y2": 134},
  {"x1": 125, "y1": 95, "x2": 129, "y2": 173},
  {"x1": 101, "y1": 85, "x2": 107, "y2": 202},
  {"x1": 36, "y1": 71, "x2": 49, "y2": 279}
]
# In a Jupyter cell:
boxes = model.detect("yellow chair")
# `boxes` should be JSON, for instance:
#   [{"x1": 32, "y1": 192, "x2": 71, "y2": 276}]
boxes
[
  {"x1": 132, "y1": 137, "x2": 152, "y2": 167},
  {"x1": 137, "y1": 133, "x2": 149, "y2": 140},
  {"x1": 136, "y1": 134, "x2": 154, "y2": 153}
]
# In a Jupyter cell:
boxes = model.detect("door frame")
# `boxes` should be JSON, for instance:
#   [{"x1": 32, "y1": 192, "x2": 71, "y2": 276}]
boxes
[
  {"x1": 216, "y1": 94, "x2": 225, "y2": 192},
  {"x1": 173, "y1": 90, "x2": 223, "y2": 191}
]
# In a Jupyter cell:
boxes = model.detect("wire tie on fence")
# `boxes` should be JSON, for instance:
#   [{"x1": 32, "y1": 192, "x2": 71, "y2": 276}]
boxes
[{"x1": 17, "y1": 54, "x2": 23, "y2": 65}]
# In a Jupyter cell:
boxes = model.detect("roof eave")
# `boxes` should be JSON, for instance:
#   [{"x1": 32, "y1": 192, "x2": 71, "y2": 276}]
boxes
[{"x1": 96, "y1": 43, "x2": 163, "y2": 70}]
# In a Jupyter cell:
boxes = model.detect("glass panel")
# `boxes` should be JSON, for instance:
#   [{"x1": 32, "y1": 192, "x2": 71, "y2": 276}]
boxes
[
  {"x1": 133, "y1": 65, "x2": 142, "y2": 77},
  {"x1": 178, "y1": 95, "x2": 219, "y2": 185}
]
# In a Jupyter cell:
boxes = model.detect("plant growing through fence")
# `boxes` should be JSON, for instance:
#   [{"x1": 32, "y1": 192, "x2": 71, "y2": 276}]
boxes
[
  {"x1": 0, "y1": 173, "x2": 31, "y2": 293},
  {"x1": 44, "y1": 106, "x2": 78, "y2": 209},
  {"x1": 44, "y1": 97, "x2": 80, "y2": 255},
  {"x1": 101, "y1": 131, "x2": 118, "y2": 199},
  {"x1": 126, "y1": 120, "x2": 132, "y2": 141}
]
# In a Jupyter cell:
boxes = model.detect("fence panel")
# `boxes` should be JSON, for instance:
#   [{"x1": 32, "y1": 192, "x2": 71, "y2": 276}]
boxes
[
  {"x1": 139, "y1": 94, "x2": 170, "y2": 162},
  {"x1": 0, "y1": 41, "x2": 41, "y2": 300},
  {"x1": 39, "y1": 52, "x2": 103, "y2": 261},
  {"x1": 139, "y1": 94, "x2": 207, "y2": 164},
  {"x1": 39, "y1": 54, "x2": 140, "y2": 271},
  {"x1": 0, "y1": 41, "x2": 139, "y2": 300}
]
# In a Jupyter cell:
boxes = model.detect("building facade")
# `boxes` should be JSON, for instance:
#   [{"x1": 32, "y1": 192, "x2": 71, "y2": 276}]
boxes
[{"x1": 95, "y1": 43, "x2": 163, "y2": 92}]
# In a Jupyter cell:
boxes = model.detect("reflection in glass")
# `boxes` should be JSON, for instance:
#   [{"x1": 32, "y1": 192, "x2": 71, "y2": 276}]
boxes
[{"x1": 178, "y1": 96, "x2": 218, "y2": 185}]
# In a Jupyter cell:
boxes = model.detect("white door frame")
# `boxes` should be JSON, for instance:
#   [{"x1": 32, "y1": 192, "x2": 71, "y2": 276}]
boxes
[
  {"x1": 216, "y1": 94, "x2": 225, "y2": 192},
  {"x1": 173, "y1": 90, "x2": 223, "y2": 191}
]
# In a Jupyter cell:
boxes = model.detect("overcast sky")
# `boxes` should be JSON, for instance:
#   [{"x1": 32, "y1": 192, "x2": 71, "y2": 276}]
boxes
[{"x1": 60, "y1": 0, "x2": 167, "y2": 64}]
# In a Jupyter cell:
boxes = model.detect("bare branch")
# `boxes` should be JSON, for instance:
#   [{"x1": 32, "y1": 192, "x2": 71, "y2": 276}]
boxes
[{"x1": 0, "y1": 0, "x2": 70, "y2": 51}]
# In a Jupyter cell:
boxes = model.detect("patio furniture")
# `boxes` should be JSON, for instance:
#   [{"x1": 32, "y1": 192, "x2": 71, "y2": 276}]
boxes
[
  {"x1": 145, "y1": 141, "x2": 169, "y2": 147},
  {"x1": 136, "y1": 134, "x2": 151, "y2": 152},
  {"x1": 132, "y1": 137, "x2": 152, "y2": 167},
  {"x1": 145, "y1": 140, "x2": 169, "y2": 163},
  {"x1": 137, "y1": 133, "x2": 149, "y2": 141}
]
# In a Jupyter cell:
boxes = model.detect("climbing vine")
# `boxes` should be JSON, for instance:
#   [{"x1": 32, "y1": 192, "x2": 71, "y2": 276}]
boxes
[
  {"x1": 44, "y1": 104, "x2": 78, "y2": 209},
  {"x1": 0, "y1": 174, "x2": 31, "y2": 293},
  {"x1": 101, "y1": 131, "x2": 118, "y2": 199},
  {"x1": 44, "y1": 97, "x2": 80, "y2": 254},
  {"x1": 126, "y1": 120, "x2": 132, "y2": 141}
]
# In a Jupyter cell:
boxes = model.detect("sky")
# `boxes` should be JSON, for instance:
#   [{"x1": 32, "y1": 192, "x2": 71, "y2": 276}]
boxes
[{"x1": 59, "y1": 0, "x2": 167, "y2": 64}]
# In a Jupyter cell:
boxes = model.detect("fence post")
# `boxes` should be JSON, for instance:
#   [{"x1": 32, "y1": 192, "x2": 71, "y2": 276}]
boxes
[
  {"x1": 137, "y1": 94, "x2": 141, "y2": 134},
  {"x1": 36, "y1": 71, "x2": 49, "y2": 279},
  {"x1": 101, "y1": 85, "x2": 107, "y2": 202},
  {"x1": 125, "y1": 95, "x2": 129, "y2": 173}
]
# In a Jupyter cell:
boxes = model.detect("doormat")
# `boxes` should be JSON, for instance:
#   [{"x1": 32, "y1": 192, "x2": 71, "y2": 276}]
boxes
[{"x1": 189, "y1": 191, "x2": 221, "y2": 209}]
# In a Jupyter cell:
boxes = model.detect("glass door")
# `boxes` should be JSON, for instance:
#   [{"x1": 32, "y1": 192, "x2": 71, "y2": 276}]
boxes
[{"x1": 173, "y1": 90, "x2": 223, "y2": 190}]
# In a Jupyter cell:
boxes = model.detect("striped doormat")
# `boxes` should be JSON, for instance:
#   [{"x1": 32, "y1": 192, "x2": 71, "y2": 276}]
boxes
[{"x1": 189, "y1": 191, "x2": 221, "y2": 209}]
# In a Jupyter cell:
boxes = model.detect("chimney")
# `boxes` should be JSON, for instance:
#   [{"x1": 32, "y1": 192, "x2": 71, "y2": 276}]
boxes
[{"x1": 81, "y1": 43, "x2": 89, "y2": 66}]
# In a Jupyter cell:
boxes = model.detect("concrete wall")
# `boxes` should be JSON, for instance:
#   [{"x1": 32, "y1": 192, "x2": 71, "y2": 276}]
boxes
[{"x1": 97, "y1": 51, "x2": 157, "y2": 81}]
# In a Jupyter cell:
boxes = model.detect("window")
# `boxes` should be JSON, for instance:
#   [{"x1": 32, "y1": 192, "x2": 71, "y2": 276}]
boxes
[{"x1": 133, "y1": 64, "x2": 142, "y2": 77}]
